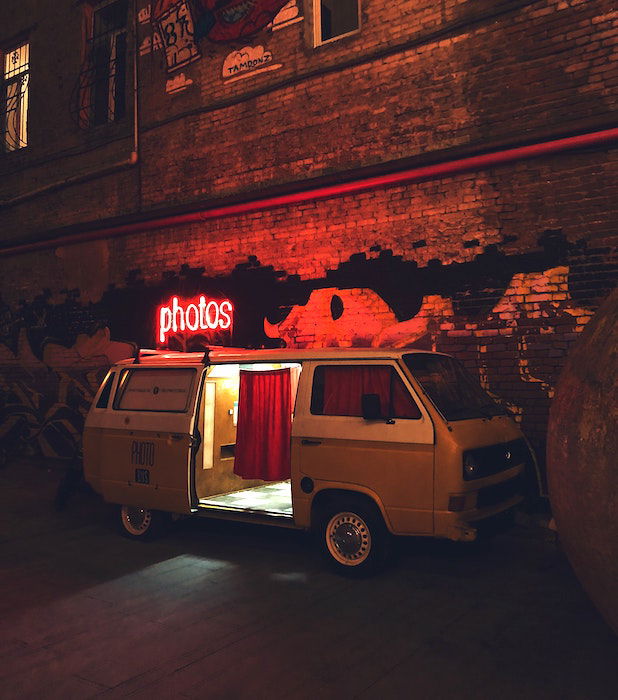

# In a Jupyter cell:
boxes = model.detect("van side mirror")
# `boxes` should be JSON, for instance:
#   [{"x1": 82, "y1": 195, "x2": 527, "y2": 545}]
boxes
[{"x1": 361, "y1": 393, "x2": 383, "y2": 420}]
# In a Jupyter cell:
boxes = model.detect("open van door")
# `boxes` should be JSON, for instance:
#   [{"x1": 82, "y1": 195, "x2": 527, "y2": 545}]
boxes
[{"x1": 86, "y1": 365, "x2": 203, "y2": 514}]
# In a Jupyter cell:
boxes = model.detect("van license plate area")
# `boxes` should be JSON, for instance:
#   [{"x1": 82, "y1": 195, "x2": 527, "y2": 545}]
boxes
[{"x1": 135, "y1": 468, "x2": 150, "y2": 485}]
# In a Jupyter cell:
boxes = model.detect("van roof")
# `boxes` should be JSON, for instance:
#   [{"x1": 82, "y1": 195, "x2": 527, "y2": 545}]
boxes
[{"x1": 115, "y1": 347, "x2": 449, "y2": 367}]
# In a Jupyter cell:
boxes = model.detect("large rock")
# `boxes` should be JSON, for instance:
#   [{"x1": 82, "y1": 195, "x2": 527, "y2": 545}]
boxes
[{"x1": 547, "y1": 288, "x2": 618, "y2": 634}]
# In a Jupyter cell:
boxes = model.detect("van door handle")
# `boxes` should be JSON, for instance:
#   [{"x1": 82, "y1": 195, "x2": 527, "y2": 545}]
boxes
[
  {"x1": 170, "y1": 433, "x2": 184, "y2": 441},
  {"x1": 301, "y1": 439, "x2": 322, "y2": 446}
]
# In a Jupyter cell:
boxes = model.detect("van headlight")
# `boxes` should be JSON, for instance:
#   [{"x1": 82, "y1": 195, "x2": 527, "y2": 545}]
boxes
[{"x1": 463, "y1": 453, "x2": 479, "y2": 480}]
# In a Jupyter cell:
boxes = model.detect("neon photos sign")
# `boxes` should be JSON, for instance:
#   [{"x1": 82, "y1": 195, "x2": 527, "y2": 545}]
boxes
[{"x1": 157, "y1": 296, "x2": 233, "y2": 345}]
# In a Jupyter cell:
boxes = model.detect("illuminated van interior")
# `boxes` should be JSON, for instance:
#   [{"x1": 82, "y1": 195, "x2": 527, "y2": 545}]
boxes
[{"x1": 196, "y1": 362, "x2": 302, "y2": 517}]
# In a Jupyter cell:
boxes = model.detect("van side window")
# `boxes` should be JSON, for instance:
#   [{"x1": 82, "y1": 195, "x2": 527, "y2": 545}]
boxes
[
  {"x1": 95, "y1": 371, "x2": 115, "y2": 408},
  {"x1": 113, "y1": 368, "x2": 196, "y2": 412},
  {"x1": 311, "y1": 365, "x2": 421, "y2": 419}
]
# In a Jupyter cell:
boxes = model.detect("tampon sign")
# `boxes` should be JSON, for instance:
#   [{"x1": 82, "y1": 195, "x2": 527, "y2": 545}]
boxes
[{"x1": 157, "y1": 296, "x2": 233, "y2": 345}]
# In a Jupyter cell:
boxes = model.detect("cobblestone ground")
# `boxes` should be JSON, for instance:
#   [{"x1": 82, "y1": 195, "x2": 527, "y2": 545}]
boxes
[{"x1": 1, "y1": 459, "x2": 617, "y2": 700}]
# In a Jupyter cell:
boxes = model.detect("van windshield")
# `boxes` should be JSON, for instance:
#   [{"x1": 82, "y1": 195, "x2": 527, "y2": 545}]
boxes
[{"x1": 403, "y1": 353, "x2": 509, "y2": 421}]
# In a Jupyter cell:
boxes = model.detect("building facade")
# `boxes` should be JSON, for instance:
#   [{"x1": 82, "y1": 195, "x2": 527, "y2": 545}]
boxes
[{"x1": 0, "y1": 0, "x2": 616, "y2": 478}]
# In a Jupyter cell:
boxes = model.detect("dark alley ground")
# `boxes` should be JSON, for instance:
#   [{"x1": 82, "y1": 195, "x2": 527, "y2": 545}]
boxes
[{"x1": 1, "y1": 459, "x2": 616, "y2": 699}]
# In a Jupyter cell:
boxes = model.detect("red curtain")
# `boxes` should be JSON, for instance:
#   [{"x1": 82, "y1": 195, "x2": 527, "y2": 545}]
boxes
[
  {"x1": 323, "y1": 366, "x2": 390, "y2": 416},
  {"x1": 233, "y1": 368, "x2": 292, "y2": 481},
  {"x1": 391, "y1": 372, "x2": 421, "y2": 419},
  {"x1": 322, "y1": 366, "x2": 420, "y2": 419}
]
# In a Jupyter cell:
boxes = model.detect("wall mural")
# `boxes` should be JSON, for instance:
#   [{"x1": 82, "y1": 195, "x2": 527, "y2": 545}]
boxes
[
  {"x1": 0, "y1": 293, "x2": 134, "y2": 464},
  {"x1": 192, "y1": 0, "x2": 291, "y2": 42},
  {"x1": 0, "y1": 233, "x2": 614, "y2": 474},
  {"x1": 151, "y1": 0, "x2": 290, "y2": 73},
  {"x1": 222, "y1": 45, "x2": 281, "y2": 82},
  {"x1": 155, "y1": 0, "x2": 202, "y2": 72}
]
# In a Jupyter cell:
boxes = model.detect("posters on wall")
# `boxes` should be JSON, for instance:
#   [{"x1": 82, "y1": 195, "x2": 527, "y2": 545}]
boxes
[{"x1": 148, "y1": 0, "x2": 296, "y2": 80}]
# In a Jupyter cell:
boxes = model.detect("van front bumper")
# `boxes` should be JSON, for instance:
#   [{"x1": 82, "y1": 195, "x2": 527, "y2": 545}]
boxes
[{"x1": 437, "y1": 472, "x2": 525, "y2": 542}]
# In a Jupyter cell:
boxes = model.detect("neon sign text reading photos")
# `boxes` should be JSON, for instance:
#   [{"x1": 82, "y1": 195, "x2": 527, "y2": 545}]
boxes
[{"x1": 158, "y1": 296, "x2": 233, "y2": 345}]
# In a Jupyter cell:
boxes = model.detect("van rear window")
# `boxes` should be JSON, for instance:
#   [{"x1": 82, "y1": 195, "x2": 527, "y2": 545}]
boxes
[{"x1": 113, "y1": 368, "x2": 196, "y2": 412}]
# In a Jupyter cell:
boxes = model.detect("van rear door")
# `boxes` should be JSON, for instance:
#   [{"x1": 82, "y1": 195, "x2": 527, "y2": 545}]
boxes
[{"x1": 94, "y1": 365, "x2": 202, "y2": 513}]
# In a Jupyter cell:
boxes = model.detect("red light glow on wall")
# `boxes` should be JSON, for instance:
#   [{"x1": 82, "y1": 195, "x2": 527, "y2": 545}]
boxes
[{"x1": 157, "y1": 296, "x2": 233, "y2": 345}]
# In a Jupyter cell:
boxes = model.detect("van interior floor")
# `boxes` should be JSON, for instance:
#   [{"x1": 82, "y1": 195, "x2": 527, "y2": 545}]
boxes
[{"x1": 198, "y1": 481, "x2": 293, "y2": 516}]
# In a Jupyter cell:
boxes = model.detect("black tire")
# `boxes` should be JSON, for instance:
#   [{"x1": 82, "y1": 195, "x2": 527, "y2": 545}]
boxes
[
  {"x1": 117, "y1": 504, "x2": 170, "y2": 541},
  {"x1": 317, "y1": 497, "x2": 391, "y2": 577}
]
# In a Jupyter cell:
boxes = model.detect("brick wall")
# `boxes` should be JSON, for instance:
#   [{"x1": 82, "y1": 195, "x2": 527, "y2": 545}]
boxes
[
  {"x1": 2, "y1": 1, "x2": 617, "y2": 232},
  {"x1": 0, "y1": 0, "x2": 616, "y2": 471}
]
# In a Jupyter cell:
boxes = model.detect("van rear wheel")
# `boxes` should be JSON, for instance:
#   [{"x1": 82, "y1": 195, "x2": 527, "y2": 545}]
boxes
[
  {"x1": 118, "y1": 505, "x2": 169, "y2": 540},
  {"x1": 318, "y1": 498, "x2": 390, "y2": 577}
]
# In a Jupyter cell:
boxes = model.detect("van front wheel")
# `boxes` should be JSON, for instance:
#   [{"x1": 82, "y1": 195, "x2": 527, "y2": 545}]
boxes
[
  {"x1": 118, "y1": 505, "x2": 169, "y2": 540},
  {"x1": 318, "y1": 499, "x2": 390, "y2": 576}
]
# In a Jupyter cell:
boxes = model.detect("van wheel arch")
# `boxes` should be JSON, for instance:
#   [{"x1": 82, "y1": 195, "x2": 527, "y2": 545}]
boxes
[
  {"x1": 312, "y1": 490, "x2": 392, "y2": 576},
  {"x1": 311, "y1": 489, "x2": 388, "y2": 527}
]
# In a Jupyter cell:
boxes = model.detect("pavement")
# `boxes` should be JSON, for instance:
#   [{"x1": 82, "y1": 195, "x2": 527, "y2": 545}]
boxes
[{"x1": 1, "y1": 458, "x2": 617, "y2": 700}]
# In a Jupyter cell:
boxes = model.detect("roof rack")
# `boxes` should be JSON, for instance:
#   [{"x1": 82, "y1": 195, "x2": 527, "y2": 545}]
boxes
[
  {"x1": 131, "y1": 347, "x2": 230, "y2": 364},
  {"x1": 118, "y1": 346, "x2": 439, "y2": 367},
  {"x1": 133, "y1": 348, "x2": 169, "y2": 364}
]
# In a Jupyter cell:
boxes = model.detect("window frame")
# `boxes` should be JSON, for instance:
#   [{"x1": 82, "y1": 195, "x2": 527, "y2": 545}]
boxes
[
  {"x1": 402, "y1": 352, "x2": 510, "y2": 422},
  {"x1": 113, "y1": 367, "x2": 197, "y2": 413},
  {"x1": 292, "y1": 360, "x2": 434, "y2": 446},
  {"x1": 2, "y1": 41, "x2": 30, "y2": 152},
  {"x1": 95, "y1": 370, "x2": 116, "y2": 409},
  {"x1": 310, "y1": 362, "x2": 422, "y2": 420},
  {"x1": 312, "y1": 0, "x2": 361, "y2": 47},
  {"x1": 89, "y1": 0, "x2": 128, "y2": 126}
]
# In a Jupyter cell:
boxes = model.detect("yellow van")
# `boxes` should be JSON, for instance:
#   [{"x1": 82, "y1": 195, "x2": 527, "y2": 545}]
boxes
[{"x1": 83, "y1": 348, "x2": 531, "y2": 575}]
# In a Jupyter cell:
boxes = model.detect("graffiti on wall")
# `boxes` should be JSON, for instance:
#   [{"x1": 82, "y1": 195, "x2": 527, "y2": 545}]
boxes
[
  {"x1": 155, "y1": 0, "x2": 201, "y2": 72},
  {"x1": 222, "y1": 45, "x2": 281, "y2": 81},
  {"x1": 190, "y1": 0, "x2": 291, "y2": 43},
  {"x1": 0, "y1": 292, "x2": 134, "y2": 463},
  {"x1": 150, "y1": 0, "x2": 291, "y2": 73},
  {"x1": 0, "y1": 233, "x2": 614, "y2": 465}
]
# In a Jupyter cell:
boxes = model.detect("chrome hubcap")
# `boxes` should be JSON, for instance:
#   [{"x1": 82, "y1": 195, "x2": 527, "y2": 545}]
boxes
[
  {"x1": 326, "y1": 512, "x2": 371, "y2": 566},
  {"x1": 122, "y1": 506, "x2": 152, "y2": 535}
]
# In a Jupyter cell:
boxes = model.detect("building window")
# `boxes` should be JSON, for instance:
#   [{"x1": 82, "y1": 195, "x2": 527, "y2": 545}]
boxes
[
  {"x1": 3, "y1": 42, "x2": 29, "y2": 151},
  {"x1": 313, "y1": 0, "x2": 359, "y2": 45},
  {"x1": 78, "y1": 0, "x2": 128, "y2": 127},
  {"x1": 91, "y1": 0, "x2": 128, "y2": 124}
]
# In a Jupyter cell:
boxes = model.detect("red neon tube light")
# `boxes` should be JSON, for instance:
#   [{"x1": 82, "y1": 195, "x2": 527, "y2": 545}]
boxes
[
  {"x1": 1, "y1": 126, "x2": 617, "y2": 257},
  {"x1": 157, "y1": 296, "x2": 233, "y2": 345}
]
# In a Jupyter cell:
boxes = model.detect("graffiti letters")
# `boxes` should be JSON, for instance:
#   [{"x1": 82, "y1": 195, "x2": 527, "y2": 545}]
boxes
[
  {"x1": 222, "y1": 45, "x2": 281, "y2": 80},
  {"x1": 155, "y1": 1, "x2": 201, "y2": 73}
]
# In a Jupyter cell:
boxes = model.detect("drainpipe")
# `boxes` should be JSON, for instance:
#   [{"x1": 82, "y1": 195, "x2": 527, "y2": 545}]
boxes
[
  {"x1": 0, "y1": 3, "x2": 140, "y2": 209},
  {"x1": 131, "y1": 0, "x2": 140, "y2": 204},
  {"x1": 1, "y1": 126, "x2": 617, "y2": 257}
]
